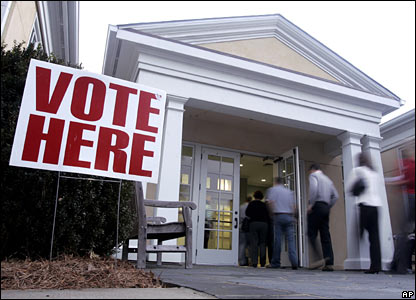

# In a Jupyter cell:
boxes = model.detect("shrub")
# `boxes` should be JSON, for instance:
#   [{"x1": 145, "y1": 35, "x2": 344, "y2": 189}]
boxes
[{"x1": 1, "y1": 42, "x2": 135, "y2": 259}]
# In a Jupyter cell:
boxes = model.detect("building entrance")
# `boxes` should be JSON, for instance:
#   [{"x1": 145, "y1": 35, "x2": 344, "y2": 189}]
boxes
[
  {"x1": 179, "y1": 143, "x2": 307, "y2": 267},
  {"x1": 239, "y1": 147, "x2": 307, "y2": 268}
]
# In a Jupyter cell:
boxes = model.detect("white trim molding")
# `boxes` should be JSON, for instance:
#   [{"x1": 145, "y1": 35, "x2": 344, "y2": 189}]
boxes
[
  {"x1": 380, "y1": 109, "x2": 415, "y2": 152},
  {"x1": 362, "y1": 135, "x2": 383, "y2": 152},
  {"x1": 36, "y1": 1, "x2": 79, "y2": 64},
  {"x1": 115, "y1": 14, "x2": 402, "y2": 104},
  {"x1": 105, "y1": 27, "x2": 399, "y2": 119},
  {"x1": 1, "y1": 0, "x2": 12, "y2": 35}
]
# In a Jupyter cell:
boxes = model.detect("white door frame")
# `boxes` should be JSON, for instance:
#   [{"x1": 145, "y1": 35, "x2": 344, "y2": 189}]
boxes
[
  {"x1": 299, "y1": 159, "x2": 309, "y2": 268},
  {"x1": 195, "y1": 147, "x2": 240, "y2": 265}
]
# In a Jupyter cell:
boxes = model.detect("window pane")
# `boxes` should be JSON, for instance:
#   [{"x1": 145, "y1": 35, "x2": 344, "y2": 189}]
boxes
[
  {"x1": 179, "y1": 191, "x2": 189, "y2": 202},
  {"x1": 221, "y1": 157, "x2": 234, "y2": 175},
  {"x1": 205, "y1": 209, "x2": 218, "y2": 228},
  {"x1": 180, "y1": 165, "x2": 191, "y2": 184},
  {"x1": 289, "y1": 177, "x2": 295, "y2": 191},
  {"x1": 286, "y1": 156, "x2": 294, "y2": 174},
  {"x1": 207, "y1": 155, "x2": 220, "y2": 173},
  {"x1": 220, "y1": 193, "x2": 233, "y2": 211},
  {"x1": 181, "y1": 174, "x2": 189, "y2": 185},
  {"x1": 179, "y1": 183, "x2": 190, "y2": 202},
  {"x1": 204, "y1": 230, "x2": 217, "y2": 249},
  {"x1": 219, "y1": 231, "x2": 232, "y2": 250},
  {"x1": 207, "y1": 173, "x2": 219, "y2": 190},
  {"x1": 178, "y1": 208, "x2": 184, "y2": 222},
  {"x1": 180, "y1": 184, "x2": 190, "y2": 195},
  {"x1": 206, "y1": 191, "x2": 219, "y2": 210},
  {"x1": 181, "y1": 146, "x2": 193, "y2": 165},
  {"x1": 219, "y1": 211, "x2": 233, "y2": 230},
  {"x1": 278, "y1": 160, "x2": 285, "y2": 177},
  {"x1": 182, "y1": 146, "x2": 193, "y2": 157},
  {"x1": 218, "y1": 175, "x2": 233, "y2": 192}
]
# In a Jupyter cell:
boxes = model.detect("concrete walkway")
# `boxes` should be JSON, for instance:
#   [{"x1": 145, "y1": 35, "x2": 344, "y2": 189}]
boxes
[
  {"x1": 149, "y1": 264, "x2": 415, "y2": 299},
  {"x1": 2, "y1": 265, "x2": 415, "y2": 299},
  {"x1": 1, "y1": 287, "x2": 215, "y2": 299}
]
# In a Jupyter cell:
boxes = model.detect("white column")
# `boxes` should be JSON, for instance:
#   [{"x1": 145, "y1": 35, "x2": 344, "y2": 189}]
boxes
[
  {"x1": 337, "y1": 131, "x2": 370, "y2": 270},
  {"x1": 362, "y1": 135, "x2": 394, "y2": 270},
  {"x1": 155, "y1": 95, "x2": 188, "y2": 263}
]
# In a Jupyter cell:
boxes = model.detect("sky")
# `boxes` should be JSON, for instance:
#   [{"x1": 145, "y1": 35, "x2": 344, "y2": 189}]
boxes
[{"x1": 79, "y1": 1, "x2": 415, "y2": 124}]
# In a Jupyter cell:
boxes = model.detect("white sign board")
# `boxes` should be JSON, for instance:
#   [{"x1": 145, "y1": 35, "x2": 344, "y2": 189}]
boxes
[{"x1": 10, "y1": 59, "x2": 166, "y2": 183}]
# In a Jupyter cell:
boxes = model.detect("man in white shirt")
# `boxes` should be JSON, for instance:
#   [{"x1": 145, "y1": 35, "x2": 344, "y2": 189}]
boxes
[{"x1": 308, "y1": 163, "x2": 339, "y2": 271}]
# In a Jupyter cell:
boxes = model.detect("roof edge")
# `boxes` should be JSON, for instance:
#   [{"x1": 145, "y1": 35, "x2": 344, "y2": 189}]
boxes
[
  {"x1": 380, "y1": 109, "x2": 415, "y2": 133},
  {"x1": 115, "y1": 13, "x2": 401, "y2": 102}
]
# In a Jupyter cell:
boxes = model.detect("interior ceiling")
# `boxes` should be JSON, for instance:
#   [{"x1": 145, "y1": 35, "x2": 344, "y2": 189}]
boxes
[
  {"x1": 240, "y1": 154, "x2": 273, "y2": 188},
  {"x1": 184, "y1": 106, "x2": 334, "y2": 145},
  {"x1": 183, "y1": 106, "x2": 333, "y2": 188}
]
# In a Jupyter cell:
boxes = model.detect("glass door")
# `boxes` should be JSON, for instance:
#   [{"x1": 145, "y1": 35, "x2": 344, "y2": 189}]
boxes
[
  {"x1": 275, "y1": 147, "x2": 305, "y2": 267},
  {"x1": 196, "y1": 148, "x2": 240, "y2": 265}
]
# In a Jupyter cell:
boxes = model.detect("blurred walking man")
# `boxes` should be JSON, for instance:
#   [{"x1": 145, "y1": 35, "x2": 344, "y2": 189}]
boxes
[
  {"x1": 307, "y1": 164, "x2": 339, "y2": 271},
  {"x1": 385, "y1": 149, "x2": 415, "y2": 273},
  {"x1": 266, "y1": 177, "x2": 298, "y2": 270}
]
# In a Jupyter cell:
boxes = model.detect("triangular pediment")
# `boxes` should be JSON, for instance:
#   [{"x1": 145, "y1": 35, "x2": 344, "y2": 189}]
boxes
[
  {"x1": 198, "y1": 37, "x2": 339, "y2": 83},
  {"x1": 114, "y1": 14, "x2": 400, "y2": 100}
]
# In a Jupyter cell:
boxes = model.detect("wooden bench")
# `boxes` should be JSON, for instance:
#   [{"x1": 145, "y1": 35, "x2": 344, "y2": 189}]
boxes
[{"x1": 122, "y1": 182, "x2": 197, "y2": 269}]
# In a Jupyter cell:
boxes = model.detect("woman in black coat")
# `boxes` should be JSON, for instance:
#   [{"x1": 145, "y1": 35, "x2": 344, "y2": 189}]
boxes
[{"x1": 246, "y1": 190, "x2": 269, "y2": 268}]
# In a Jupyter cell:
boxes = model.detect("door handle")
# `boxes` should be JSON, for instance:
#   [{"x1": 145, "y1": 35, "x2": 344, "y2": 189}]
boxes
[{"x1": 234, "y1": 217, "x2": 238, "y2": 229}]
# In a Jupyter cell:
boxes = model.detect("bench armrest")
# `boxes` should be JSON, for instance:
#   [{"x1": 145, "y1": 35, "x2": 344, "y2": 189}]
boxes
[{"x1": 144, "y1": 200, "x2": 197, "y2": 210}]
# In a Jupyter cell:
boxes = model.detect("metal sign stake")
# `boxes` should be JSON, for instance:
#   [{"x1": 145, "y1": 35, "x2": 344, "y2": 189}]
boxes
[{"x1": 49, "y1": 171, "x2": 61, "y2": 261}]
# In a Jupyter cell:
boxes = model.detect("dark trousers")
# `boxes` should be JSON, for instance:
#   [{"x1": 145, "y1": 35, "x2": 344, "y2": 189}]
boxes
[
  {"x1": 359, "y1": 204, "x2": 381, "y2": 272},
  {"x1": 271, "y1": 214, "x2": 298, "y2": 268},
  {"x1": 267, "y1": 221, "x2": 274, "y2": 263},
  {"x1": 249, "y1": 221, "x2": 268, "y2": 267},
  {"x1": 391, "y1": 193, "x2": 415, "y2": 273},
  {"x1": 308, "y1": 202, "x2": 334, "y2": 266}
]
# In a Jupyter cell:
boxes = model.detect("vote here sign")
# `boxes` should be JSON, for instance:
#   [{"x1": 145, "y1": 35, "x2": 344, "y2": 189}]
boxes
[{"x1": 10, "y1": 59, "x2": 166, "y2": 183}]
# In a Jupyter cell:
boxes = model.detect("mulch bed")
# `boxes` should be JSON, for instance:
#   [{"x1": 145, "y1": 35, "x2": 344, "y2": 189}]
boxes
[{"x1": 1, "y1": 255, "x2": 164, "y2": 290}]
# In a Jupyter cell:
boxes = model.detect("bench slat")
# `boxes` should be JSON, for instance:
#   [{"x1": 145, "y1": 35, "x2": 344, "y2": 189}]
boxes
[{"x1": 146, "y1": 245, "x2": 187, "y2": 252}]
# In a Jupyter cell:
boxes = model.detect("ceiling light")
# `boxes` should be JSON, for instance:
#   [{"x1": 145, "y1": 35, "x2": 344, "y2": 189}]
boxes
[
  {"x1": 282, "y1": 170, "x2": 286, "y2": 173},
  {"x1": 261, "y1": 179, "x2": 266, "y2": 182},
  {"x1": 240, "y1": 164, "x2": 243, "y2": 167}
]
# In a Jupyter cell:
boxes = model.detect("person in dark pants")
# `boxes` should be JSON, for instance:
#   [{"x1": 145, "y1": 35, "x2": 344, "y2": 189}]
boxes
[
  {"x1": 267, "y1": 219, "x2": 274, "y2": 265},
  {"x1": 346, "y1": 153, "x2": 382, "y2": 274},
  {"x1": 407, "y1": 232, "x2": 415, "y2": 273},
  {"x1": 266, "y1": 177, "x2": 298, "y2": 269},
  {"x1": 239, "y1": 196, "x2": 252, "y2": 266},
  {"x1": 385, "y1": 149, "x2": 415, "y2": 274},
  {"x1": 246, "y1": 190, "x2": 269, "y2": 268},
  {"x1": 307, "y1": 163, "x2": 339, "y2": 271},
  {"x1": 359, "y1": 205, "x2": 381, "y2": 273}
]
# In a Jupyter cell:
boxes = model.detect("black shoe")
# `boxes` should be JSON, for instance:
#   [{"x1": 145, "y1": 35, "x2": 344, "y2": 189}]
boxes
[
  {"x1": 309, "y1": 258, "x2": 325, "y2": 270},
  {"x1": 322, "y1": 266, "x2": 334, "y2": 272},
  {"x1": 386, "y1": 268, "x2": 407, "y2": 275},
  {"x1": 364, "y1": 270, "x2": 379, "y2": 274},
  {"x1": 252, "y1": 265, "x2": 257, "y2": 268},
  {"x1": 292, "y1": 266, "x2": 298, "y2": 270},
  {"x1": 266, "y1": 264, "x2": 280, "y2": 269}
]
